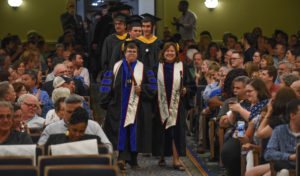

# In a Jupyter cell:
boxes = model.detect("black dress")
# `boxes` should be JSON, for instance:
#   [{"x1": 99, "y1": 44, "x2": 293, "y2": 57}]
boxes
[{"x1": 152, "y1": 62, "x2": 196, "y2": 157}]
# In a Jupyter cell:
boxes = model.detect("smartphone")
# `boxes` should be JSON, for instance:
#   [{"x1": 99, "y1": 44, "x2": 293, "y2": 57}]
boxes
[{"x1": 237, "y1": 121, "x2": 245, "y2": 137}]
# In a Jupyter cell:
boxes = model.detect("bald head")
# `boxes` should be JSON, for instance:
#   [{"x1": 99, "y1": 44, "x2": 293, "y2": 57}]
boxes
[
  {"x1": 291, "y1": 80, "x2": 300, "y2": 99},
  {"x1": 54, "y1": 64, "x2": 67, "y2": 77}
]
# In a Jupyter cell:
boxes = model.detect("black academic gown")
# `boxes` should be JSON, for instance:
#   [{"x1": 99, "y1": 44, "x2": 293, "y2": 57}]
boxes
[
  {"x1": 136, "y1": 36, "x2": 164, "y2": 69},
  {"x1": 99, "y1": 60, "x2": 157, "y2": 153},
  {"x1": 100, "y1": 33, "x2": 129, "y2": 72},
  {"x1": 152, "y1": 62, "x2": 196, "y2": 157}
]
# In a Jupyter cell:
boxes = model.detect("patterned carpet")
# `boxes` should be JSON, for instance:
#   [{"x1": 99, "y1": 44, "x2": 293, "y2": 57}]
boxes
[{"x1": 91, "y1": 83, "x2": 226, "y2": 176}]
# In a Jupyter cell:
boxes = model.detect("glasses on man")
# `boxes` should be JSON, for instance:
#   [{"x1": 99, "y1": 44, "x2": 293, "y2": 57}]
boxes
[
  {"x1": 230, "y1": 57, "x2": 240, "y2": 60},
  {"x1": 126, "y1": 50, "x2": 137, "y2": 54},
  {"x1": 24, "y1": 102, "x2": 37, "y2": 108}
]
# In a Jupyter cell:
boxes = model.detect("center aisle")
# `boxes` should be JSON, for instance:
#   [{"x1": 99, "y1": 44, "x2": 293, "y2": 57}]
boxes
[{"x1": 121, "y1": 154, "x2": 202, "y2": 176}]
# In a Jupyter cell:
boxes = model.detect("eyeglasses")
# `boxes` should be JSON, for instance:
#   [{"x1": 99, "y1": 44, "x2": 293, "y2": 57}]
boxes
[
  {"x1": 24, "y1": 102, "x2": 37, "y2": 108},
  {"x1": 126, "y1": 50, "x2": 137, "y2": 54},
  {"x1": 230, "y1": 57, "x2": 240, "y2": 60},
  {"x1": 0, "y1": 114, "x2": 12, "y2": 120}
]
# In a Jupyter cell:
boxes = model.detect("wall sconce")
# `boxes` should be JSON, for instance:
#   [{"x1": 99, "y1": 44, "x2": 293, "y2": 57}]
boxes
[
  {"x1": 204, "y1": 0, "x2": 218, "y2": 11},
  {"x1": 8, "y1": 0, "x2": 23, "y2": 9}
]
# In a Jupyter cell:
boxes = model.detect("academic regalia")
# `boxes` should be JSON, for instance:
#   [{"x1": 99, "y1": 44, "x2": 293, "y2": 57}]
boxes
[
  {"x1": 152, "y1": 62, "x2": 196, "y2": 157},
  {"x1": 109, "y1": 16, "x2": 143, "y2": 69},
  {"x1": 136, "y1": 36, "x2": 163, "y2": 69},
  {"x1": 99, "y1": 59, "x2": 157, "y2": 161},
  {"x1": 101, "y1": 33, "x2": 129, "y2": 72}
]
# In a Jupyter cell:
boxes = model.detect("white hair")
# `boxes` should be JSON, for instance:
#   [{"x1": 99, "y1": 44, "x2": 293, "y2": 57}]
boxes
[
  {"x1": 52, "y1": 87, "x2": 70, "y2": 104},
  {"x1": 17, "y1": 94, "x2": 38, "y2": 105}
]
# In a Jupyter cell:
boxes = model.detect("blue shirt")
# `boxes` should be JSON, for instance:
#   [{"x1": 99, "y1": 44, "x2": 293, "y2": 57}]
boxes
[
  {"x1": 264, "y1": 124, "x2": 300, "y2": 166},
  {"x1": 31, "y1": 87, "x2": 50, "y2": 105}
]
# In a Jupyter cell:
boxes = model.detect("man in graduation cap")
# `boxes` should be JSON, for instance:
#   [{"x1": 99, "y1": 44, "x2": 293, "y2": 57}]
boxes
[
  {"x1": 99, "y1": 41, "x2": 157, "y2": 170},
  {"x1": 109, "y1": 15, "x2": 143, "y2": 68},
  {"x1": 100, "y1": 12, "x2": 130, "y2": 74},
  {"x1": 135, "y1": 13, "x2": 164, "y2": 69}
]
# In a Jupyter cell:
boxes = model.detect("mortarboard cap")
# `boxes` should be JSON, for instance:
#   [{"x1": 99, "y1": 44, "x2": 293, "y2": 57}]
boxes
[
  {"x1": 127, "y1": 15, "x2": 142, "y2": 27},
  {"x1": 113, "y1": 13, "x2": 129, "y2": 22},
  {"x1": 141, "y1": 13, "x2": 161, "y2": 24},
  {"x1": 119, "y1": 4, "x2": 133, "y2": 11}
]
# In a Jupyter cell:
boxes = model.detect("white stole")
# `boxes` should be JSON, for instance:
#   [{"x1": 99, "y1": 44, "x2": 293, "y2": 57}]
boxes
[
  {"x1": 113, "y1": 60, "x2": 144, "y2": 127},
  {"x1": 157, "y1": 62, "x2": 183, "y2": 129}
]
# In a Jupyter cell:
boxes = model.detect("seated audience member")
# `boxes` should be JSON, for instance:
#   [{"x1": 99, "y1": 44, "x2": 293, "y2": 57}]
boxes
[
  {"x1": 272, "y1": 43, "x2": 286, "y2": 68},
  {"x1": 295, "y1": 55, "x2": 300, "y2": 68},
  {"x1": 192, "y1": 52, "x2": 203, "y2": 84},
  {"x1": 205, "y1": 42, "x2": 220, "y2": 62},
  {"x1": 63, "y1": 60, "x2": 86, "y2": 95},
  {"x1": 257, "y1": 87, "x2": 297, "y2": 139},
  {"x1": 247, "y1": 87, "x2": 297, "y2": 176},
  {"x1": 0, "y1": 81, "x2": 16, "y2": 103},
  {"x1": 70, "y1": 53, "x2": 90, "y2": 88},
  {"x1": 229, "y1": 50, "x2": 244, "y2": 69},
  {"x1": 221, "y1": 78, "x2": 270, "y2": 176},
  {"x1": 18, "y1": 94, "x2": 45, "y2": 129},
  {"x1": 252, "y1": 51, "x2": 262, "y2": 67},
  {"x1": 0, "y1": 70, "x2": 12, "y2": 82},
  {"x1": 278, "y1": 73, "x2": 299, "y2": 88},
  {"x1": 0, "y1": 101, "x2": 33, "y2": 144},
  {"x1": 242, "y1": 33, "x2": 256, "y2": 63},
  {"x1": 45, "y1": 87, "x2": 70, "y2": 126},
  {"x1": 11, "y1": 104, "x2": 29, "y2": 133},
  {"x1": 38, "y1": 94, "x2": 113, "y2": 153},
  {"x1": 239, "y1": 107, "x2": 268, "y2": 171},
  {"x1": 218, "y1": 74, "x2": 250, "y2": 128},
  {"x1": 285, "y1": 47, "x2": 299, "y2": 65},
  {"x1": 53, "y1": 76, "x2": 91, "y2": 116},
  {"x1": 264, "y1": 99, "x2": 300, "y2": 172},
  {"x1": 12, "y1": 82, "x2": 29, "y2": 101},
  {"x1": 197, "y1": 59, "x2": 211, "y2": 86},
  {"x1": 44, "y1": 107, "x2": 101, "y2": 151},
  {"x1": 43, "y1": 62, "x2": 85, "y2": 96},
  {"x1": 292, "y1": 68, "x2": 300, "y2": 78},
  {"x1": 202, "y1": 61, "x2": 220, "y2": 105},
  {"x1": 207, "y1": 66, "x2": 231, "y2": 109},
  {"x1": 275, "y1": 61, "x2": 293, "y2": 84},
  {"x1": 291, "y1": 80, "x2": 300, "y2": 99},
  {"x1": 244, "y1": 62, "x2": 260, "y2": 79},
  {"x1": 42, "y1": 63, "x2": 67, "y2": 94},
  {"x1": 22, "y1": 70, "x2": 50, "y2": 106},
  {"x1": 260, "y1": 54, "x2": 274, "y2": 69},
  {"x1": 260, "y1": 66, "x2": 280, "y2": 97},
  {"x1": 223, "y1": 49, "x2": 234, "y2": 68}
]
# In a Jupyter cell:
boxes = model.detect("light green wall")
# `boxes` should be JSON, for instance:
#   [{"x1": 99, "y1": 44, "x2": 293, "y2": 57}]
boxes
[
  {"x1": 1, "y1": 0, "x2": 299, "y2": 43},
  {"x1": 157, "y1": 0, "x2": 300, "y2": 42},
  {"x1": 0, "y1": 0, "x2": 66, "y2": 42}
]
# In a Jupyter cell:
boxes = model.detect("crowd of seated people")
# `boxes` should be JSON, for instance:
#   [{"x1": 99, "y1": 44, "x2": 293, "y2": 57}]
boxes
[{"x1": 1, "y1": 2, "x2": 300, "y2": 174}]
